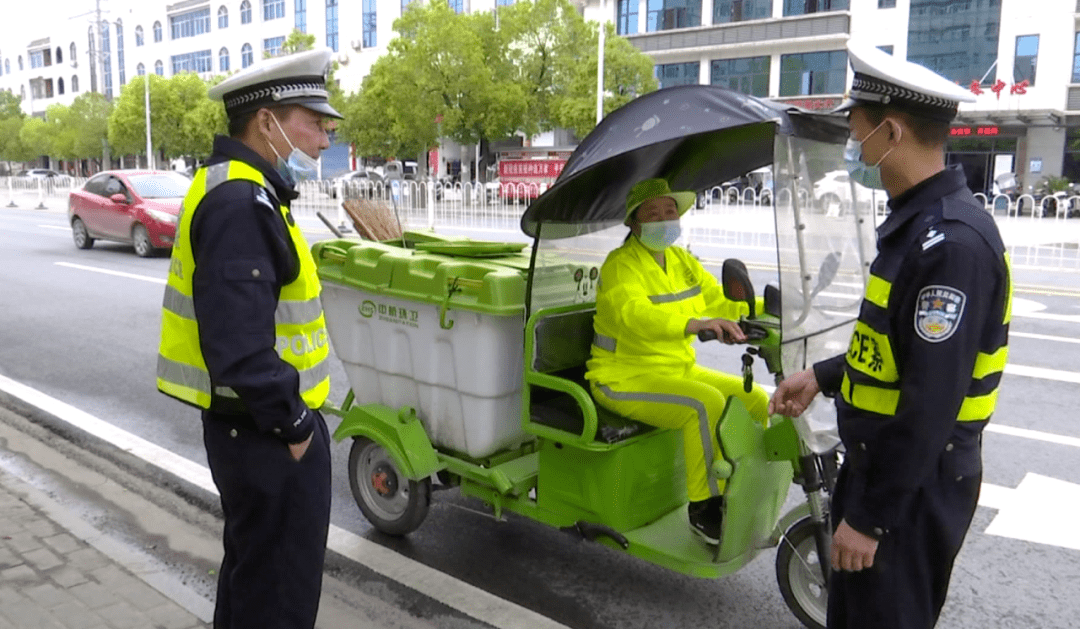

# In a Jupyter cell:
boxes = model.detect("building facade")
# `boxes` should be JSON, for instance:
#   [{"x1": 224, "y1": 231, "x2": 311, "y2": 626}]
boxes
[{"x1": 3, "y1": 0, "x2": 1080, "y2": 192}]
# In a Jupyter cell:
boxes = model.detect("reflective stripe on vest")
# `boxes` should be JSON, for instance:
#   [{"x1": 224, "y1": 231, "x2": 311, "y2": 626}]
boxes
[
  {"x1": 156, "y1": 160, "x2": 330, "y2": 411},
  {"x1": 841, "y1": 267, "x2": 1008, "y2": 422},
  {"x1": 648, "y1": 285, "x2": 702, "y2": 304}
]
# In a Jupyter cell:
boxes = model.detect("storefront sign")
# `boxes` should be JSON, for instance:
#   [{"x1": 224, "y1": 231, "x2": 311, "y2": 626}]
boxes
[
  {"x1": 498, "y1": 160, "x2": 565, "y2": 179},
  {"x1": 780, "y1": 97, "x2": 842, "y2": 111},
  {"x1": 950, "y1": 126, "x2": 1000, "y2": 137}
]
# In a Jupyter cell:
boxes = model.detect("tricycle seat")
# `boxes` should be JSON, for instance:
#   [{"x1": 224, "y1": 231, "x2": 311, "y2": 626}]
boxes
[{"x1": 525, "y1": 306, "x2": 655, "y2": 446}]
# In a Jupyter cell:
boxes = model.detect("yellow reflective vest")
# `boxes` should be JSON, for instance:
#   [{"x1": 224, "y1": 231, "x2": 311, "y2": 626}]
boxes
[
  {"x1": 156, "y1": 160, "x2": 330, "y2": 412},
  {"x1": 586, "y1": 235, "x2": 748, "y2": 385}
]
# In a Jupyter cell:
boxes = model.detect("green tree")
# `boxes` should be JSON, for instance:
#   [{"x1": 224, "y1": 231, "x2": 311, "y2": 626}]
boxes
[
  {"x1": 109, "y1": 73, "x2": 225, "y2": 162},
  {"x1": 0, "y1": 92, "x2": 31, "y2": 166},
  {"x1": 18, "y1": 117, "x2": 53, "y2": 162},
  {"x1": 68, "y1": 93, "x2": 112, "y2": 160},
  {"x1": 282, "y1": 29, "x2": 317, "y2": 55}
]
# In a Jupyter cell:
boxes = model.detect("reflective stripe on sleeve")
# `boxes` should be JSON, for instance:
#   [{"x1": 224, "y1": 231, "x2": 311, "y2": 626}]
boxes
[
  {"x1": 593, "y1": 332, "x2": 617, "y2": 353},
  {"x1": 864, "y1": 274, "x2": 891, "y2": 310},
  {"x1": 973, "y1": 346, "x2": 1008, "y2": 380},
  {"x1": 958, "y1": 389, "x2": 999, "y2": 422},
  {"x1": 648, "y1": 285, "x2": 702, "y2": 304},
  {"x1": 841, "y1": 373, "x2": 900, "y2": 416}
]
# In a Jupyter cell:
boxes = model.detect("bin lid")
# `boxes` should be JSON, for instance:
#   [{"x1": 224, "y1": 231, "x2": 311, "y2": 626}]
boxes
[{"x1": 313, "y1": 238, "x2": 530, "y2": 316}]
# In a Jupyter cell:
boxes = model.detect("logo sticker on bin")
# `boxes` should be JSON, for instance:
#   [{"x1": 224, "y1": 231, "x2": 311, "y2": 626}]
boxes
[{"x1": 359, "y1": 300, "x2": 420, "y2": 328}]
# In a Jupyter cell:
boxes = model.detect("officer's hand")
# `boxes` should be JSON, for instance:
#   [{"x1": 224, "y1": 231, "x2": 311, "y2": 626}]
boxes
[
  {"x1": 831, "y1": 519, "x2": 879, "y2": 572},
  {"x1": 687, "y1": 318, "x2": 746, "y2": 344},
  {"x1": 288, "y1": 433, "x2": 313, "y2": 462},
  {"x1": 767, "y1": 368, "x2": 821, "y2": 416}
]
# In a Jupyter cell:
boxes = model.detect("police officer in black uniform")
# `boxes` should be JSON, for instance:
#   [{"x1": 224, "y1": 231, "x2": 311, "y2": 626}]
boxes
[
  {"x1": 770, "y1": 43, "x2": 1011, "y2": 629},
  {"x1": 157, "y1": 49, "x2": 342, "y2": 629}
]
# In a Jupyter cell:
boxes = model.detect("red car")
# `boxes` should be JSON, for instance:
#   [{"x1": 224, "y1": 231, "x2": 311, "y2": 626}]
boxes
[{"x1": 68, "y1": 170, "x2": 191, "y2": 257}]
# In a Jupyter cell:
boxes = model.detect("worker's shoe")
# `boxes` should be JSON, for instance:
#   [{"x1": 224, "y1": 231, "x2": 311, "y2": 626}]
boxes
[{"x1": 688, "y1": 497, "x2": 724, "y2": 545}]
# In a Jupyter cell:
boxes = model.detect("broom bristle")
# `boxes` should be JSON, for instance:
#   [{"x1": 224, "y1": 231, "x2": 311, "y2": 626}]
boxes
[{"x1": 342, "y1": 198, "x2": 404, "y2": 241}]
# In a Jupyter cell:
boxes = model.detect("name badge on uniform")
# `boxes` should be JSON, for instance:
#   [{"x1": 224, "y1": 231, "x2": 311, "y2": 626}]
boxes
[{"x1": 915, "y1": 285, "x2": 966, "y2": 342}]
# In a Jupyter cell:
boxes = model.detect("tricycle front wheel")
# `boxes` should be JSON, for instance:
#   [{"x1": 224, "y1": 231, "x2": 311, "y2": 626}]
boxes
[
  {"x1": 348, "y1": 437, "x2": 431, "y2": 536},
  {"x1": 776, "y1": 515, "x2": 828, "y2": 629}
]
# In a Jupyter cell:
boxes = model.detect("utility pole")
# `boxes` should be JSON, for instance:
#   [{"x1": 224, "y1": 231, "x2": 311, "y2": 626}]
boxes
[
  {"x1": 95, "y1": 0, "x2": 111, "y2": 169},
  {"x1": 596, "y1": 0, "x2": 606, "y2": 124},
  {"x1": 145, "y1": 71, "x2": 153, "y2": 170}
]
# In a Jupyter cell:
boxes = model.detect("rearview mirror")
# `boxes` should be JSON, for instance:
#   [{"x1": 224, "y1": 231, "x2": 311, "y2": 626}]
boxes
[
  {"x1": 722, "y1": 258, "x2": 755, "y2": 318},
  {"x1": 764, "y1": 284, "x2": 781, "y2": 318},
  {"x1": 109, "y1": 193, "x2": 127, "y2": 204}
]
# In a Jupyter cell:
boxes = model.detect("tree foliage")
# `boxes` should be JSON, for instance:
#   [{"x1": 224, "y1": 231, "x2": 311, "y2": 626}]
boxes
[
  {"x1": 335, "y1": 0, "x2": 656, "y2": 161},
  {"x1": 108, "y1": 73, "x2": 226, "y2": 161}
]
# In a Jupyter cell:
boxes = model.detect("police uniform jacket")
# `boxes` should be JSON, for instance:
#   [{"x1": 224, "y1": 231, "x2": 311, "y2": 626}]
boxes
[
  {"x1": 813, "y1": 165, "x2": 1011, "y2": 538},
  {"x1": 189, "y1": 135, "x2": 316, "y2": 443}
]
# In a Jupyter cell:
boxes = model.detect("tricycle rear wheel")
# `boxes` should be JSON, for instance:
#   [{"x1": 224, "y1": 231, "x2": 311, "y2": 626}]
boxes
[
  {"x1": 776, "y1": 515, "x2": 828, "y2": 629},
  {"x1": 348, "y1": 437, "x2": 431, "y2": 536}
]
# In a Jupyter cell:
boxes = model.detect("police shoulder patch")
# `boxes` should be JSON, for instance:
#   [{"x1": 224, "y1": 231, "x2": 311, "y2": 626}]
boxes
[
  {"x1": 254, "y1": 188, "x2": 275, "y2": 211},
  {"x1": 914, "y1": 285, "x2": 966, "y2": 343},
  {"x1": 921, "y1": 226, "x2": 946, "y2": 251}
]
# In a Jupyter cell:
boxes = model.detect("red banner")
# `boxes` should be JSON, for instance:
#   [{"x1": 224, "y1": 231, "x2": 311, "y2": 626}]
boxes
[{"x1": 498, "y1": 159, "x2": 565, "y2": 179}]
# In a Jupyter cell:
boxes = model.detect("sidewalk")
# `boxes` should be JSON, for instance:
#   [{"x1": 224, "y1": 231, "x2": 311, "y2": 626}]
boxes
[{"x1": 0, "y1": 468, "x2": 209, "y2": 629}]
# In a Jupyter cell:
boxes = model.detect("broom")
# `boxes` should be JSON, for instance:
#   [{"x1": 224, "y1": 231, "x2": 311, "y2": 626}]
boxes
[{"x1": 341, "y1": 198, "x2": 404, "y2": 242}]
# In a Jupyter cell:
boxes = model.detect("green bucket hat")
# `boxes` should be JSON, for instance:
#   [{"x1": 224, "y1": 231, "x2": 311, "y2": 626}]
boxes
[{"x1": 624, "y1": 178, "x2": 698, "y2": 225}]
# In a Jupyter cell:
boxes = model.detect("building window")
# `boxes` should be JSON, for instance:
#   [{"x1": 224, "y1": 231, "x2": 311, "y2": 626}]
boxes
[
  {"x1": 1063, "y1": 127, "x2": 1080, "y2": 183},
  {"x1": 263, "y1": 36, "x2": 285, "y2": 57},
  {"x1": 30, "y1": 51, "x2": 45, "y2": 69},
  {"x1": 783, "y1": 0, "x2": 848, "y2": 16},
  {"x1": 263, "y1": 0, "x2": 285, "y2": 20},
  {"x1": 116, "y1": 20, "x2": 126, "y2": 86},
  {"x1": 907, "y1": 0, "x2": 1000, "y2": 86},
  {"x1": 218, "y1": 47, "x2": 229, "y2": 72},
  {"x1": 295, "y1": 0, "x2": 306, "y2": 32},
  {"x1": 58, "y1": 77, "x2": 65, "y2": 95},
  {"x1": 72, "y1": 75, "x2": 78, "y2": 92},
  {"x1": 171, "y1": 8, "x2": 211, "y2": 39},
  {"x1": 56, "y1": 46, "x2": 63, "y2": 64},
  {"x1": 363, "y1": 0, "x2": 376, "y2": 48},
  {"x1": 711, "y1": 56, "x2": 769, "y2": 97},
  {"x1": 18, "y1": 56, "x2": 23, "y2": 71},
  {"x1": 154, "y1": 21, "x2": 163, "y2": 42},
  {"x1": 241, "y1": 0, "x2": 252, "y2": 24},
  {"x1": 779, "y1": 50, "x2": 847, "y2": 96},
  {"x1": 448, "y1": 0, "x2": 463, "y2": 12},
  {"x1": 70, "y1": 43, "x2": 77, "y2": 63},
  {"x1": 137, "y1": 62, "x2": 145, "y2": 75},
  {"x1": 714, "y1": 0, "x2": 771, "y2": 24},
  {"x1": 87, "y1": 29, "x2": 96, "y2": 92},
  {"x1": 878, "y1": 45, "x2": 893, "y2": 55},
  {"x1": 101, "y1": 22, "x2": 113, "y2": 98},
  {"x1": 155, "y1": 60, "x2": 164, "y2": 75},
  {"x1": 617, "y1": 0, "x2": 638, "y2": 35},
  {"x1": 1073, "y1": 33, "x2": 1080, "y2": 83},
  {"x1": 655, "y1": 62, "x2": 699, "y2": 89},
  {"x1": 1014, "y1": 34, "x2": 1038, "y2": 86},
  {"x1": 219, "y1": 6, "x2": 229, "y2": 28},
  {"x1": 241, "y1": 43, "x2": 253, "y2": 68},
  {"x1": 878, "y1": 0, "x2": 896, "y2": 7},
  {"x1": 496, "y1": 0, "x2": 514, "y2": 5},
  {"x1": 402, "y1": 0, "x2": 417, "y2": 11},
  {"x1": 326, "y1": 0, "x2": 339, "y2": 51},
  {"x1": 172, "y1": 50, "x2": 213, "y2": 74},
  {"x1": 4, "y1": 60, "x2": 9, "y2": 74},
  {"x1": 647, "y1": 0, "x2": 702, "y2": 32},
  {"x1": 136, "y1": 25, "x2": 144, "y2": 46}
]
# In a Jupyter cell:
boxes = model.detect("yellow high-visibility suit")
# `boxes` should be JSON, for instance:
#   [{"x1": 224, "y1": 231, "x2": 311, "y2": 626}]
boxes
[{"x1": 585, "y1": 235, "x2": 768, "y2": 501}]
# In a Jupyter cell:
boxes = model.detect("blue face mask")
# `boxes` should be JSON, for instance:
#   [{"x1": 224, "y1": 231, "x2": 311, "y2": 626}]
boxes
[
  {"x1": 843, "y1": 120, "x2": 894, "y2": 191},
  {"x1": 638, "y1": 219, "x2": 681, "y2": 251},
  {"x1": 269, "y1": 113, "x2": 320, "y2": 183}
]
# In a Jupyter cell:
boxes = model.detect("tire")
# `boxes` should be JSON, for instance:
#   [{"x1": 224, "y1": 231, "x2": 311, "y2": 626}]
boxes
[
  {"x1": 132, "y1": 224, "x2": 155, "y2": 258},
  {"x1": 776, "y1": 516, "x2": 829, "y2": 629},
  {"x1": 348, "y1": 437, "x2": 431, "y2": 536},
  {"x1": 71, "y1": 217, "x2": 94, "y2": 250}
]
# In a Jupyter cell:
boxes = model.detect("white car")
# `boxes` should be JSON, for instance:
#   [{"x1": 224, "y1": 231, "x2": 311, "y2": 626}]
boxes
[
  {"x1": 812, "y1": 170, "x2": 885, "y2": 215},
  {"x1": 331, "y1": 170, "x2": 383, "y2": 199}
]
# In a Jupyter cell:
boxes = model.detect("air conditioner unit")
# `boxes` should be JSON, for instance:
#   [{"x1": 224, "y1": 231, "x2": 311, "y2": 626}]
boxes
[
  {"x1": 336, "y1": 53, "x2": 349, "y2": 65},
  {"x1": 350, "y1": 39, "x2": 362, "y2": 51}
]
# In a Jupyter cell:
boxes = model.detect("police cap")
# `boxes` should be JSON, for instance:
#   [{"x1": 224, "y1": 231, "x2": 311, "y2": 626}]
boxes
[
  {"x1": 208, "y1": 48, "x2": 343, "y2": 120},
  {"x1": 834, "y1": 42, "x2": 976, "y2": 122}
]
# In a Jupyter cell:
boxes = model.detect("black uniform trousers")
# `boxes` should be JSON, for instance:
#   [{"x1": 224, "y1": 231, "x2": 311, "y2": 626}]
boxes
[
  {"x1": 203, "y1": 410, "x2": 332, "y2": 629},
  {"x1": 828, "y1": 460, "x2": 982, "y2": 629}
]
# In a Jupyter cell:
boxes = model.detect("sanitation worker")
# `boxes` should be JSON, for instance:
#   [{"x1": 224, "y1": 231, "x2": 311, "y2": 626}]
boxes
[{"x1": 586, "y1": 178, "x2": 769, "y2": 545}]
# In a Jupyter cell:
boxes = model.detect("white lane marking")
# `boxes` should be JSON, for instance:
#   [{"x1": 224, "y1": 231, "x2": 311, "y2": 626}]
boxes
[
  {"x1": 985, "y1": 423, "x2": 1080, "y2": 449},
  {"x1": 980, "y1": 473, "x2": 1080, "y2": 551},
  {"x1": 40, "y1": 225, "x2": 70, "y2": 230},
  {"x1": 1010, "y1": 331, "x2": 1080, "y2": 345},
  {"x1": 55, "y1": 262, "x2": 166, "y2": 285},
  {"x1": 0, "y1": 375, "x2": 570, "y2": 629},
  {"x1": 1004, "y1": 363, "x2": 1080, "y2": 384},
  {"x1": 1014, "y1": 311, "x2": 1080, "y2": 323}
]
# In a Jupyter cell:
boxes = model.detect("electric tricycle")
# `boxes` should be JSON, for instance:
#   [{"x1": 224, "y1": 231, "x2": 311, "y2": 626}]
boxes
[{"x1": 312, "y1": 85, "x2": 877, "y2": 629}]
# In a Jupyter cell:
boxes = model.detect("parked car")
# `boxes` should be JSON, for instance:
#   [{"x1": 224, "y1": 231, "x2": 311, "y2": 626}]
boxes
[
  {"x1": 68, "y1": 170, "x2": 191, "y2": 257},
  {"x1": 331, "y1": 169, "x2": 383, "y2": 199},
  {"x1": 17, "y1": 168, "x2": 72, "y2": 187},
  {"x1": 812, "y1": 170, "x2": 885, "y2": 215}
]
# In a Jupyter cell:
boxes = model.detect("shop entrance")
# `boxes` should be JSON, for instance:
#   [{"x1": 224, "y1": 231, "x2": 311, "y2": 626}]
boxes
[{"x1": 946, "y1": 136, "x2": 1017, "y2": 196}]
